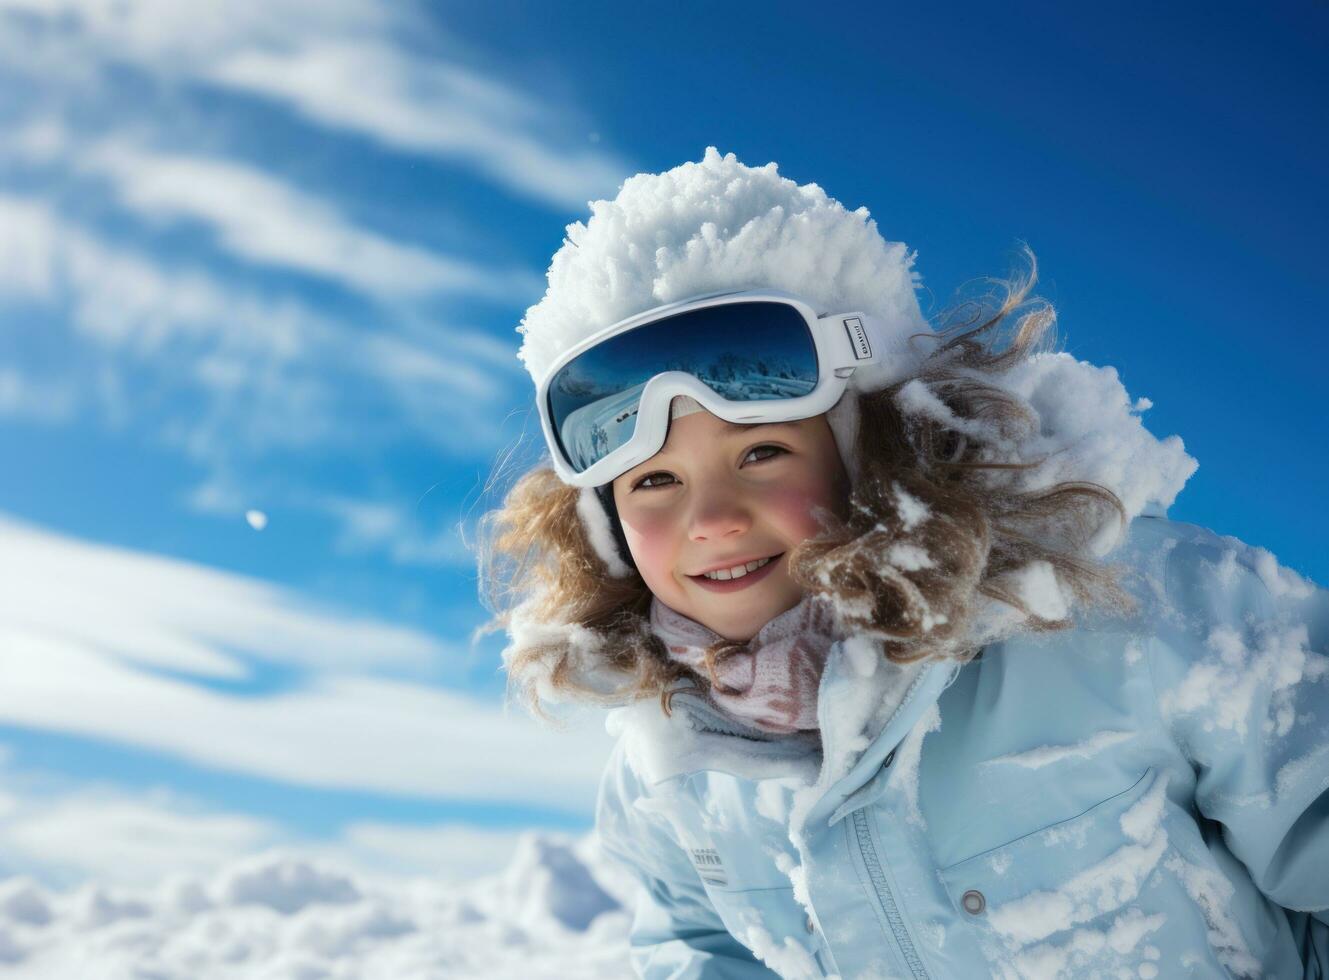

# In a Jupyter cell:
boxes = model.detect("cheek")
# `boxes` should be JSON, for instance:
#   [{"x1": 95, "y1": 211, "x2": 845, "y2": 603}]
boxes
[
  {"x1": 619, "y1": 510, "x2": 681, "y2": 587},
  {"x1": 762, "y1": 472, "x2": 843, "y2": 541}
]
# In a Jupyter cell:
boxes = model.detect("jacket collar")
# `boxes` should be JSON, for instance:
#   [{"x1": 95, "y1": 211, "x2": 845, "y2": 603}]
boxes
[
  {"x1": 807, "y1": 650, "x2": 956, "y2": 829},
  {"x1": 606, "y1": 636, "x2": 957, "y2": 827},
  {"x1": 605, "y1": 685, "x2": 822, "y2": 788}
]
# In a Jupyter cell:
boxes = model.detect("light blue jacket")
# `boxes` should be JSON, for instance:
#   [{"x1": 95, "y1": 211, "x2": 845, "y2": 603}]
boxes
[{"x1": 596, "y1": 517, "x2": 1329, "y2": 978}]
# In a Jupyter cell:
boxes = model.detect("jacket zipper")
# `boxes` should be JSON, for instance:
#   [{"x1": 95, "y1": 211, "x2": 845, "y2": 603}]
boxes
[{"x1": 850, "y1": 808, "x2": 930, "y2": 980}]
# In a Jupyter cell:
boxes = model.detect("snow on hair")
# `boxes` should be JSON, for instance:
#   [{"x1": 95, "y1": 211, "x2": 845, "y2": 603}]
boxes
[
  {"x1": 483, "y1": 252, "x2": 1193, "y2": 717},
  {"x1": 477, "y1": 468, "x2": 688, "y2": 719}
]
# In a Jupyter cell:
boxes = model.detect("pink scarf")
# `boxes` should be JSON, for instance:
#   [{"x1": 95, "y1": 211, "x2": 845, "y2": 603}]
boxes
[{"x1": 650, "y1": 597, "x2": 837, "y2": 734}]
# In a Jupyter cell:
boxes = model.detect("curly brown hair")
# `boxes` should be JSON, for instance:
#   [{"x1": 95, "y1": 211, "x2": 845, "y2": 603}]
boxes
[{"x1": 478, "y1": 251, "x2": 1132, "y2": 719}]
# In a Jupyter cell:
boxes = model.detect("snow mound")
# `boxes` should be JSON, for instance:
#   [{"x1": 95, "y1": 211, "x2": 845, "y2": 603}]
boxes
[
  {"x1": 0, "y1": 834, "x2": 631, "y2": 979},
  {"x1": 1000, "y1": 353, "x2": 1197, "y2": 522},
  {"x1": 0, "y1": 879, "x2": 51, "y2": 927},
  {"x1": 215, "y1": 855, "x2": 361, "y2": 914},
  {"x1": 495, "y1": 834, "x2": 618, "y2": 932}
]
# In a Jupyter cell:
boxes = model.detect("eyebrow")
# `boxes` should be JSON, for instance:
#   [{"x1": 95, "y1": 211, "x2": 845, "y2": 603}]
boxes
[
  {"x1": 717, "y1": 419, "x2": 791, "y2": 432},
  {"x1": 638, "y1": 419, "x2": 795, "y2": 474}
]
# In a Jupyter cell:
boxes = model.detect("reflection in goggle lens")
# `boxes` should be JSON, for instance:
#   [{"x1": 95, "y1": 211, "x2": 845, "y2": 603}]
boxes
[{"x1": 547, "y1": 302, "x2": 820, "y2": 473}]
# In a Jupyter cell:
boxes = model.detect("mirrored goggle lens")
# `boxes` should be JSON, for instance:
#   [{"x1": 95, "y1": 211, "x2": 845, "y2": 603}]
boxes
[{"x1": 546, "y1": 301, "x2": 819, "y2": 474}]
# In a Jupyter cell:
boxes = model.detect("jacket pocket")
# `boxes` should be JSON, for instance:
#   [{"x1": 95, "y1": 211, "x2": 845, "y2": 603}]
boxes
[
  {"x1": 704, "y1": 884, "x2": 830, "y2": 976},
  {"x1": 687, "y1": 825, "x2": 827, "y2": 973},
  {"x1": 938, "y1": 768, "x2": 1173, "y2": 971}
]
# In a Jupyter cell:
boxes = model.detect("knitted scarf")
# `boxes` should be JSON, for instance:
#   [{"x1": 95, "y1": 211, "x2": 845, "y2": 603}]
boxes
[{"x1": 650, "y1": 596, "x2": 838, "y2": 734}]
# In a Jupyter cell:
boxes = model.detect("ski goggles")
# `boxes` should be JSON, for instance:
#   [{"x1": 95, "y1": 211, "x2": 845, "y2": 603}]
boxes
[{"x1": 536, "y1": 289, "x2": 879, "y2": 487}]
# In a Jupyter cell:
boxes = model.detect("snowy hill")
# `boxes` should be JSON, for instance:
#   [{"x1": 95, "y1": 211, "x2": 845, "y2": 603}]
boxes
[{"x1": 0, "y1": 834, "x2": 634, "y2": 978}]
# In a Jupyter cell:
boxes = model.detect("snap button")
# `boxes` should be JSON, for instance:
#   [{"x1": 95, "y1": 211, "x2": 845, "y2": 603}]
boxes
[
  {"x1": 961, "y1": 889, "x2": 986, "y2": 915},
  {"x1": 805, "y1": 912, "x2": 815, "y2": 933}
]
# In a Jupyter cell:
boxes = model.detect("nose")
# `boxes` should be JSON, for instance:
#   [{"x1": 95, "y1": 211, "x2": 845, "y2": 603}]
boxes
[{"x1": 687, "y1": 487, "x2": 752, "y2": 542}]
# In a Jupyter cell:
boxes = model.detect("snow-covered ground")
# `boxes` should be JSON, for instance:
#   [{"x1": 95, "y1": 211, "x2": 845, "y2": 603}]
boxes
[{"x1": 0, "y1": 834, "x2": 634, "y2": 978}]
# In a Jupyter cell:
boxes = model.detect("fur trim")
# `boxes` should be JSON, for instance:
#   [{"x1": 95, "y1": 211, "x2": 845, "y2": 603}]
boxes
[
  {"x1": 576, "y1": 488, "x2": 633, "y2": 578},
  {"x1": 826, "y1": 393, "x2": 860, "y2": 484}
]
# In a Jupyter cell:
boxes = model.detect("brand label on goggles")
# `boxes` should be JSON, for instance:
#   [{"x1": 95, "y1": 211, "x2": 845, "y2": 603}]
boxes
[{"x1": 843, "y1": 316, "x2": 872, "y2": 360}]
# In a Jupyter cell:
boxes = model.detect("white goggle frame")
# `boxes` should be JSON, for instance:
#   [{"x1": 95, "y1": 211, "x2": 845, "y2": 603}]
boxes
[{"x1": 536, "y1": 289, "x2": 878, "y2": 487}]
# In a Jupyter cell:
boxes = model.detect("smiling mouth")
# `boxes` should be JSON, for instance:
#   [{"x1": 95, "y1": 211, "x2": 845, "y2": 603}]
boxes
[
  {"x1": 687, "y1": 553, "x2": 784, "y2": 590},
  {"x1": 698, "y1": 556, "x2": 774, "y2": 581}
]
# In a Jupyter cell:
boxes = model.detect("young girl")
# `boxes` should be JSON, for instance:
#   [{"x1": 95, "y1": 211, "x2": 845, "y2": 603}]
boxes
[{"x1": 483, "y1": 149, "x2": 1328, "y2": 979}]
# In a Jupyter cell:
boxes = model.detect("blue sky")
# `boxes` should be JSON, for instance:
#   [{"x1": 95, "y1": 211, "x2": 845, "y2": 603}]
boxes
[{"x1": 0, "y1": 0, "x2": 1324, "y2": 884}]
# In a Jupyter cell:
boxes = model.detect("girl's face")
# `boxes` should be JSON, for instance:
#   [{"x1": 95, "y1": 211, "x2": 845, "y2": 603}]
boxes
[{"x1": 611, "y1": 409, "x2": 848, "y2": 641}]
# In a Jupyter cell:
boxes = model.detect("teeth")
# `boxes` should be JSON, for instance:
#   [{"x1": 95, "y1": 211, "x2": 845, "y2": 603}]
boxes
[{"x1": 703, "y1": 556, "x2": 772, "y2": 581}]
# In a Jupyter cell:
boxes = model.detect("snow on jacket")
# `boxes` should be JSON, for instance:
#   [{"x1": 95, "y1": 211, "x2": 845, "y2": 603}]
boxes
[{"x1": 595, "y1": 516, "x2": 1329, "y2": 978}]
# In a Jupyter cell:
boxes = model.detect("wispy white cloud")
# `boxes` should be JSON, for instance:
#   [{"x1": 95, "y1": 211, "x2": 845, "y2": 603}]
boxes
[
  {"x1": 6, "y1": 122, "x2": 542, "y2": 302},
  {"x1": 0, "y1": 194, "x2": 304, "y2": 355},
  {"x1": 1, "y1": 142, "x2": 529, "y2": 566},
  {"x1": 0, "y1": 0, "x2": 629, "y2": 209},
  {"x1": 0, "y1": 785, "x2": 278, "y2": 886},
  {"x1": 184, "y1": 473, "x2": 489, "y2": 571},
  {"x1": 0, "y1": 366, "x2": 77, "y2": 424},
  {"x1": 315, "y1": 495, "x2": 472, "y2": 568},
  {"x1": 209, "y1": 39, "x2": 628, "y2": 210},
  {"x1": 0, "y1": 195, "x2": 61, "y2": 297},
  {"x1": 0, "y1": 0, "x2": 392, "y2": 71},
  {"x1": 0, "y1": 516, "x2": 612, "y2": 809},
  {"x1": 88, "y1": 141, "x2": 540, "y2": 300},
  {"x1": 0, "y1": 194, "x2": 521, "y2": 460},
  {"x1": 357, "y1": 331, "x2": 500, "y2": 401},
  {"x1": 0, "y1": 776, "x2": 538, "y2": 887},
  {"x1": 0, "y1": 0, "x2": 576, "y2": 564},
  {"x1": 336, "y1": 821, "x2": 536, "y2": 882},
  {"x1": 0, "y1": 630, "x2": 610, "y2": 809},
  {"x1": 0, "y1": 513, "x2": 450, "y2": 677}
]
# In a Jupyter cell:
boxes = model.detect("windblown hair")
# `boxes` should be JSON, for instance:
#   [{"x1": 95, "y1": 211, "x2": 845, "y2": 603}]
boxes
[{"x1": 479, "y1": 250, "x2": 1131, "y2": 717}]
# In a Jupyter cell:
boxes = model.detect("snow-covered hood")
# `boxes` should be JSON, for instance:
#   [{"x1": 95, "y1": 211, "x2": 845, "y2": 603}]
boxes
[{"x1": 517, "y1": 147, "x2": 930, "y2": 395}]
